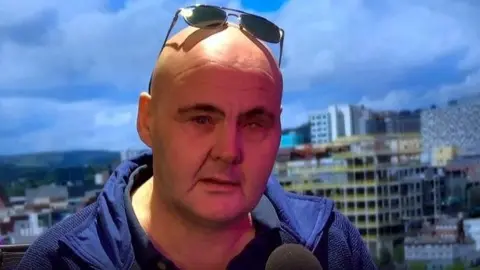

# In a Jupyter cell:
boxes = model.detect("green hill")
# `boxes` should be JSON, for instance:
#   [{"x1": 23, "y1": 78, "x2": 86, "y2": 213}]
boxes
[
  {"x1": 0, "y1": 150, "x2": 120, "y2": 168},
  {"x1": 0, "y1": 151, "x2": 121, "y2": 196}
]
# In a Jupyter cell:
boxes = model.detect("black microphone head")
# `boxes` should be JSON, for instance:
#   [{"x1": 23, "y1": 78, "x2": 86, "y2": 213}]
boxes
[{"x1": 265, "y1": 244, "x2": 323, "y2": 270}]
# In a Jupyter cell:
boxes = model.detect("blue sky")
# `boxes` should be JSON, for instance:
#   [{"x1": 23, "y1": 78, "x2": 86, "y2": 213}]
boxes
[{"x1": 0, "y1": 0, "x2": 480, "y2": 154}]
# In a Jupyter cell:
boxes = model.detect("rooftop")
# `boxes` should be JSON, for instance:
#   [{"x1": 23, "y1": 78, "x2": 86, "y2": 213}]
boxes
[
  {"x1": 404, "y1": 235, "x2": 474, "y2": 246},
  {"x1": 25, "y1": 185, "x2": 68, "y2": 204}
]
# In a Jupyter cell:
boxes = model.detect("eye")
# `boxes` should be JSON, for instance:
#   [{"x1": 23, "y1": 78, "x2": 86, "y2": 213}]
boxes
[
  {"x1": 245, "y1": 121, "x2": 268, "y2": 130},
  {"x1": 246, "y1": 122, "x2": 262, "y2": 129},
  {"x1": 191, "y1": 115, "x2": 213, "y2": 125}
]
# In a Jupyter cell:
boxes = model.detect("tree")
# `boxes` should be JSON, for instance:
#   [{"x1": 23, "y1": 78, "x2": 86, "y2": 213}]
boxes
[
  {"x1": 469, "y1": 186, "x2": 480, "y2": 210},
  {"x1": 408, "y1": 261, "x2": 426, "y2": 270},
  {"x1": 377, "y1": 247, "x2": 395, "y2": 270},
  {"x1": 393, "y1": 245, "x2": 404, "y2": 263},
  {"x1": 446, "y1": 263, "x2": 465, "y2": 270},
  {"x1": 446, "y1": 259, "x2": 465, "y2": 270}
]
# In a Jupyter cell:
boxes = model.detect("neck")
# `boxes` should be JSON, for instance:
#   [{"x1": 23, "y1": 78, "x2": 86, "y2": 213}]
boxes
[{"x1": 132, "y1": 177, "x2": 255, "y2": 269}]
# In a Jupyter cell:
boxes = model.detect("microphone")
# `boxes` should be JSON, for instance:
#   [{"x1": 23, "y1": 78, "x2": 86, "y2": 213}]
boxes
[{"x1": 265, "y1": 244, "x2": 323, "y2": 270}]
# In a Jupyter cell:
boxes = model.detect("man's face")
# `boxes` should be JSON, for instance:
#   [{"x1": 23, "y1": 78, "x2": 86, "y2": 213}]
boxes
[{"x1": 142, "y1": 28, "x2": 282, "y2": 225}]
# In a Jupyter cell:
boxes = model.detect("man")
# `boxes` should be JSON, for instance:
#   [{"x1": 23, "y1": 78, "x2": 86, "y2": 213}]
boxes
[{"x1": 17, "y1": 5, "x2": 376, "y2": 270}]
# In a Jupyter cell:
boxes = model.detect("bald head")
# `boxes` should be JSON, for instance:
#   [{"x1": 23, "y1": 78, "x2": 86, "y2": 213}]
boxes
[
  {"x1": 150, "y1": 25, "x2": 283, "y2": 98},
  {"x1": 136, "y1": 24, "x2": 283, "y2": 229}
]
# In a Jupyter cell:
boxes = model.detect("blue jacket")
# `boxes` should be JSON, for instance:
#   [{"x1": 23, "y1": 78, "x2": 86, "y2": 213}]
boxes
[{"x1": 16, "y1": 153, "x2": 377, "y2": 270}]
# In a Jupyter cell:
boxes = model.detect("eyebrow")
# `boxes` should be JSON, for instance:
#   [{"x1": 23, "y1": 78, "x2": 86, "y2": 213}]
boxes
[
  {"x1": 177, "y1": 103, "x2": 224, "y2": 116},
  {"x1": 176, "y1": 103, "x2": 275, "y2": 120}
]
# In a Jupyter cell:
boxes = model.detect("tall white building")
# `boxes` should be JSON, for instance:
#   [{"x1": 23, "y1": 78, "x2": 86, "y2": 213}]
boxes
[
  {"x1": 310, "y1": 105, "x2": 373, "y2": 144},
  {"x1": 309, "y1": 110, "x2": 331, "y2": 144}
]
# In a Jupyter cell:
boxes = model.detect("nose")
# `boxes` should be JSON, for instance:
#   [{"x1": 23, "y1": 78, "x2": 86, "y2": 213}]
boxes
[{"x1": 211, "y1": 124, "x2": 243, "y2": 165}]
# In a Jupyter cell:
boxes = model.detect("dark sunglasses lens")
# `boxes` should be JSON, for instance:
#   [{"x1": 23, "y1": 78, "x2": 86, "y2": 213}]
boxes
[
  {"x1": 185, "y1": 6, "x2": 226, "y2": 28},
  {"x1": 241, "y1": 14, "x2": 281, "y2": 43}
]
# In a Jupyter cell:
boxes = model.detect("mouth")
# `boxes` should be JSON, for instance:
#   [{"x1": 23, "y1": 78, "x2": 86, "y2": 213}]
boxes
[
  {"x1": 198, "y1": 177, "x2": 242, "y2": 193},
  {"x1": 200, "y1": 177, "x2": 240, "y2": 187}
]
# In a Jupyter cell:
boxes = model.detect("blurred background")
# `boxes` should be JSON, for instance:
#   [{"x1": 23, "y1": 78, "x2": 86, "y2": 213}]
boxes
[{"x1": 1, "y1": 0, "x2": 480, "y2": 269}]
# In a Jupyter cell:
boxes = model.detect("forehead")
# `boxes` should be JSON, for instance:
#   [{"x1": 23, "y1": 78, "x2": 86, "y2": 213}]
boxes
[
  {"x1": 168, "y1": 61, "x2": 281, "y2": 111},
  {"x1": 153, "y1": 26, "x2": 283, "y2": 112}
]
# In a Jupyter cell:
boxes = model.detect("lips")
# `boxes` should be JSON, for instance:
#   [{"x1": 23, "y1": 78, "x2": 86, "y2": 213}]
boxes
[{"x1": 200, "y1": 177, "x2": 240, "y2": 186}]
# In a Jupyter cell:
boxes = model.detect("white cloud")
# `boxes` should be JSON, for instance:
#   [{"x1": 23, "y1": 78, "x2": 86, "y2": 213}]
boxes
[
  {"x1": 426, "y1": 68, "x2": 480, "y2": 104},
  {"x1": 276, "y1": 0, "x2": 480, "y2": 91},
  {"x1": 0, "y1": 0, "x2": 183, "y2": 93},
  {"x1": 2, "y1": 0, "x2": 480, "y2": 94},
  {"x1": 281, "y1": 102, "x2": 309, "y2": 128},
  {"x1": 0, "y1": 98, "x2": 142, "y2": 155},
  {"x1": 1, "y1": 0, "x2": 480, "y2": 153},
  {"x1": 0, "y1": 97, "x2": 311, "y2": 154},
  {"x1": 358, "y1": 90, "x2": 414, "y2": 111},
  {"x1": 359, "y1": 68, "x2": 480, "y2": 110}
]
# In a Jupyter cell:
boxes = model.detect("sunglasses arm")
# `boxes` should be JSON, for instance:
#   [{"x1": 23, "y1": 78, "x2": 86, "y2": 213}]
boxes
[
  {"x1": 279, "y1": 29, "x2": 284, "y2": 66},
  {"x1": 158, "y1": 10, "x2": 181, "y2": 58},
  {"x1": 148, "y1": 10, "x2": 181, "y2": 93}
]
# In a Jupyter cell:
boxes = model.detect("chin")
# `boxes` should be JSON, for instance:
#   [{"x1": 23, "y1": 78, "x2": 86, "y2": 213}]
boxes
[{"x1": 192, "y1": 202, "x2": 251, "y2": 226}]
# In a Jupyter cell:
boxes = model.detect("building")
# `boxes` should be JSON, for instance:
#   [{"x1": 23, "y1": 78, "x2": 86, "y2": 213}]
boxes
[
  {"x1": 403, "y1": 167, "x2": 446, "y2": 222},
  {"x1": 0, "y1": 185, "x2": 8, "y2": 210},
  {"x1": 280, "y1": 123, "x2": 311, "y2": 148},
  {"x1": 359, "y1": 110, "x2": 421, "y2": 136},
  {"x1": 384, "y1": 110, "x2": 421, "y2": 134},
  {"x1": 280, "y1": 132, "x2": 303, "y2": 148},
  {"x1": 5, "y1": 212, "x2": 51, "y2": 244},
  {"x1": 309, "y1": 110, "x2": 332, "y2": 144},
  {"x1": 421, "y1": 101, "x2": 480, "y2": 157},
  {"x1": 445, "y1": 155, "x2": 480, "y2": 183},
  {"x1": 0, "y1": 185, "x2": 73, "y2": 244},
  {"x1": 404, "y1": 216, "x2": 480, "y2": 269},
  {"x1": 0, "y1": 206, "x2": 77, "y2": 244},
  {"x1": 94, "y1": 170, "x2": 110, "y2": 186},
  {"x1": 273, "y1": 133, "x2": 425, "y2": 257},
  {"x1": 24, "y1": 185, "x2": 69, "y2": 211},
  {"x1": 463, "y1": 218, "x2": 480, "y2": 251},
  {"x1": 329, "y1": 104, "x2": 373, "y2": 141},
  {"x1": 443, "y1": 155, "x2": 480, "y2": 216},
  {"x1": 359, "y1": 114, "x2": 386, "y2": 135},
  {"x1": 0, "y1": 184, "x2": 105, "y2": 244},
  {"x1": 309, "y1": 105, "x2": 373, "y2": 144},
  {"x1": 467, "y1": 185, "x2": 480, "y2": 217},
  {"x1": 82, "y1": 189, "x2": 102, "y2": 208}
]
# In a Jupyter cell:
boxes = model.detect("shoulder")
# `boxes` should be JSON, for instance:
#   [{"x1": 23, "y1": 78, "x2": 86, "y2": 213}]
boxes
[
  {"x1": 278, "y1": 192, "x2": 376, "y2": 268},
  {"x1": 282, "y1": 191, "x2": 363, "y2": 243},
  {"x1": 327, "y1": 209, "x2": 365, "y2": 247},
  {"x1": 16, "y1": 204, "x2": 97, "y2": 270},
  {"x1": 317, "y1": 209, "x2": 378, "y2": 269},
  {"x1": 284, "y1": 192, "x2": 360, "y2": 241}
]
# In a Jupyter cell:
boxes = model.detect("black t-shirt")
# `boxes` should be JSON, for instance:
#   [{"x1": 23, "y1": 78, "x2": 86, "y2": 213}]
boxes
[{"x1": 123, "y1": 165, "x2": 282, "y2": 270}]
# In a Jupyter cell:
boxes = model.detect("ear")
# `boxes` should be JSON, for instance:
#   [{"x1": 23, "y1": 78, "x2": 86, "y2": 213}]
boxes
[{"x1": 137, "y1": 92, "x2": 153, "y2": 148}]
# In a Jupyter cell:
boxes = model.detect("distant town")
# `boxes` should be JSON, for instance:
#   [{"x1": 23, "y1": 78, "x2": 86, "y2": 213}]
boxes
[{"x1": 1, "y1": 93, "x2": 480, "y2": 269}]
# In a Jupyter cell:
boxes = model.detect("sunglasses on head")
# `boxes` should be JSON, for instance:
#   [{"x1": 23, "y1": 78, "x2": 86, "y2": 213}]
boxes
[{"x1": 148, "y1": 4, "x2": 285, "y2": 92}]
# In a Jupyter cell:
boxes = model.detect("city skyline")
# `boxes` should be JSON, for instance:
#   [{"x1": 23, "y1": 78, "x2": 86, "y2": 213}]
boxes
[{"x1": 1, "y1": 0, "x2": 480, "y2": 154}]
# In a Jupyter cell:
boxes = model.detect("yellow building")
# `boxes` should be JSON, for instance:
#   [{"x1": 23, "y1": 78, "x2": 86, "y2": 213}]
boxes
[
  {"x1": 274, "y1": 133, "x2": 427, "y2": 257},
  {"x1": 432, "y1": 146, "x2": 457, "y2": 167}
]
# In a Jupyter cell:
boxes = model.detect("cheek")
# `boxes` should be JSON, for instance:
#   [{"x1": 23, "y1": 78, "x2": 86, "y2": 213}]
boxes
[
  {"x1": 151, "y1": 124, "x2": 207, "y2": 189},
  {"x1": 164, "y1": 130, "x2": 212, "y2": 175},
  {"x1": 153, "y1": 144, "x2": 205, "y2": 194},
  {"x1": 242, "y1": 143, "x2": 278, "y2": 183}
]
